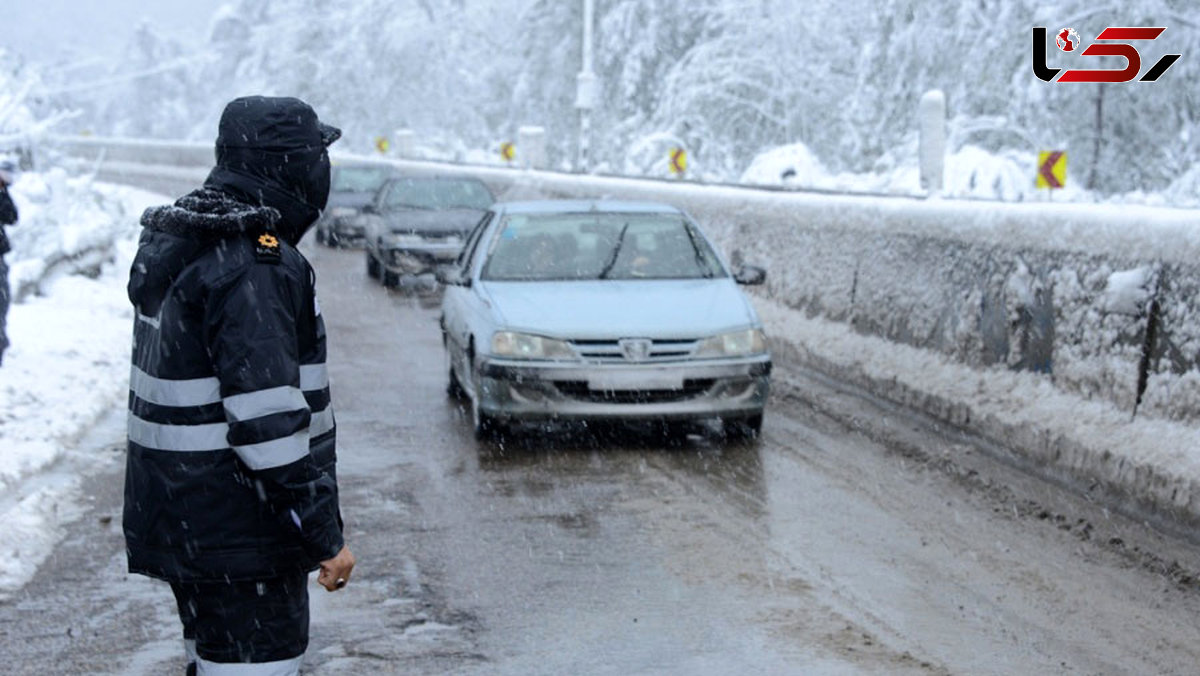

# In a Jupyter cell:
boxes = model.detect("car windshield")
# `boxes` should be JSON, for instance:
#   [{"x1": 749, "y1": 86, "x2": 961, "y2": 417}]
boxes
[
  {"x1": 481, "y1": 212, "x2": 726, "y2": 281},
  {"x1": 331, "y1": 166, "x2": 391, "y2": 193},
  {"x1": 383, "y1": 178, "x2": 494, "y2": 211}
]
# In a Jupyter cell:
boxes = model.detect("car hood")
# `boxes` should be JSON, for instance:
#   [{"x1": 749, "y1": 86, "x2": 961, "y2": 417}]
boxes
[
  {"x1": 326, "y1": 191, "x2": 375, "y2": 210},
  {"x1": 384, "y1": 207, "x2": 485, "y2": 234},
  {"x1": 479, "y1": 279, "x2": 759, "y2": 340}
]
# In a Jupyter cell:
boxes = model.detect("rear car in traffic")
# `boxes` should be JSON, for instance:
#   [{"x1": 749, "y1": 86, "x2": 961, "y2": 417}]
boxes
[
  {"x1": 363, "y1": 176, "x2": 494, "y2": 286},
  {"x1": 438, "y1": 200, "x2": 771, "y2": 441},
  {"x1": 316, "y1": 163, "x2": 397, "y2": 247}
]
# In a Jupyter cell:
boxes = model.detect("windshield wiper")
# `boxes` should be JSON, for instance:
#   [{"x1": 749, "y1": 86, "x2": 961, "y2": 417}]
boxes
[
  {"x1": 682, "y1": 224, "x2": 715, "y2": 278},
  {"x1": 597, "y1": 222, "x2": 630, "y2": 279}
]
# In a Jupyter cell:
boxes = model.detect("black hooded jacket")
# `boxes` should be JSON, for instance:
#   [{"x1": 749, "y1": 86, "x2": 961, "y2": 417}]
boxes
[{"x1": 124, "y1": 97, "x2": 342, "y2": 582}]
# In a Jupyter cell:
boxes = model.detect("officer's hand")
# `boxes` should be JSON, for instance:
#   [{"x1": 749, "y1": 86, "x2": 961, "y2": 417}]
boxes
[{"x1": 317, "y1": 545, "x2": 355, "y2": 592}]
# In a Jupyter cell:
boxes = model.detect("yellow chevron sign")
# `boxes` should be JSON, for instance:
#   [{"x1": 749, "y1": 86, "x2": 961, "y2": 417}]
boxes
[{"x1": 1037, "y1": 151, "x2": 1066, "y2": 189}]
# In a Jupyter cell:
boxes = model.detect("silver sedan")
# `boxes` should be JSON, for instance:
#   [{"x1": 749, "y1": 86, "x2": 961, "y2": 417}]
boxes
[{"x1": 438, "y1": 200, "x2": 771, "y2": 441}]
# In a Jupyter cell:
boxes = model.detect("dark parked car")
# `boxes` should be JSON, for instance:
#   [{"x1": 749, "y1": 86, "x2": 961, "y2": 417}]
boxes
[
  {"x1": 315, "y1": 163, "x2": 397, "y2": 247},
  {"x1": 362, "y1": 176, "x2": 495, "y2": 286}
]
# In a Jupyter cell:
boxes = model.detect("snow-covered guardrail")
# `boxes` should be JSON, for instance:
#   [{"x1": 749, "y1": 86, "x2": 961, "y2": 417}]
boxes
[{"x1": 51, "y1": 134, "x2": 1200, "y2": 533}]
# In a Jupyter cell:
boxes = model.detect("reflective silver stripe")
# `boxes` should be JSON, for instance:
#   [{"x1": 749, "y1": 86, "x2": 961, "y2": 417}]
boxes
[
  {"x1": 128, "y1": 415, "x2": 229, "y2": 452},
  {"x1": 224, "y1": 386, "x2": 307, "y2": 422},
  {"x1": 130, "y1": 366, "x2": 222, "y2": 408},
  {"x1": 300, "y1": 364, "x2": 328, "y2": 391},
  {"x1": 196, "y1": 654, "x2": 303, "y2": 675},
  {"x1": 310, "y1": 407, "x2": 335, "y2": 437},
  {"x1": 233, "y1": 430, "x2": 310, "y2": 470},
  {"x1": 184, "y1": 639, "x2": 198, "y2": 664},
  {"x1": 137, "y1": 313, "x2": 161, "y2": 329}
]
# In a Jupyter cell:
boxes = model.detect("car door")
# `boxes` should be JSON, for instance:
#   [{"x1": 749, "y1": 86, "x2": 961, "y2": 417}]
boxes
[
  {"x1": 363, "y1": 181, "x2": 394, "y2": 259},
  {"x1": 441, "y1": 210, "x2": 496, "y2": 382}
]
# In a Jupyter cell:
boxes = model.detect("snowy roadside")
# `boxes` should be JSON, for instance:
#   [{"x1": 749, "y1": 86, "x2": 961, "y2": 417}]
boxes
[
  {"x1": 0, "y1": 180, "x2": 164, "y2": 596},
  {"x1": 753, "y1": 295, "x2": 1200, "y2": 533}
]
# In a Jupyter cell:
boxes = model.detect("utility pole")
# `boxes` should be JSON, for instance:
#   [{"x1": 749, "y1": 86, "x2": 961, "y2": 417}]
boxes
[{"x1": 575, "y1": 0, "x2": 596, "y2": 172}]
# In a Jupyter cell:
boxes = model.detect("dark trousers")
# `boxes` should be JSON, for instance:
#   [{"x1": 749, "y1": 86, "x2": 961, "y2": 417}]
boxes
[{"x1": 170, "y1": 572, "x2": 310, "y2": 668}]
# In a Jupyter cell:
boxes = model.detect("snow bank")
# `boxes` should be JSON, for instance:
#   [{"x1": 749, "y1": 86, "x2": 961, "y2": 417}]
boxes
[
  {"x1": 5, "y1": 168, "x2": 150, "y2": 300},
  {"x1": 755, "y1": 296, "x2": 1200, "y2": 532},
  {"x1": 0, "y1": 177, "x2": 158, "y2": 595}
]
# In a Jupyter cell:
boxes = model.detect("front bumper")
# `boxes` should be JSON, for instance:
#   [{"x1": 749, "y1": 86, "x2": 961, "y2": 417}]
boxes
[
  {"x1": 383, "y1": 242, "x2": 463, "y2": 276},
  {"x1": 475, "y1": 355, "x2": 771, "y2": 422}
]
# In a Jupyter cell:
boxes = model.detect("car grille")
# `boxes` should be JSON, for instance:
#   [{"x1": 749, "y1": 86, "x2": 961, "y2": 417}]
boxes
[
  {"x1": 568, "y1": 338, "x2": 699, "y2": 363},
  {"x1": 389, "y1": 249, "x2": 439, "y2": 266},
  {"x1": 553, "y1": 379, "x2": 715, "y2": 404}
]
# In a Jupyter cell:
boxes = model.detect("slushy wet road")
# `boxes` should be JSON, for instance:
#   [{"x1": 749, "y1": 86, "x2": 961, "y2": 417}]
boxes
[{"x1": 3, "y1": 237, "x2": 1200, "y2": 675}]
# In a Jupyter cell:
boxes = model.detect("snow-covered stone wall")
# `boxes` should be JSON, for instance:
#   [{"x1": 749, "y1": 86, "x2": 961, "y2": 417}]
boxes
[{"x1": 51, "y1": 137, "x2": 1200, "y2": 425}]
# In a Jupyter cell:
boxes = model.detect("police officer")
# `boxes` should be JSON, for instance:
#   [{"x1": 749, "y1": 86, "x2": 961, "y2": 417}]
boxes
[{"x1": 124, "y1": 96, "x2": 355, "y2": 675}]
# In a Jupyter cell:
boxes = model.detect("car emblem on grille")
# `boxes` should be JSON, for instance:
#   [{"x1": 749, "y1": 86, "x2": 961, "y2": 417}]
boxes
[{"x1": 619, "y1": 338, "x2": 653, "y2": 362}]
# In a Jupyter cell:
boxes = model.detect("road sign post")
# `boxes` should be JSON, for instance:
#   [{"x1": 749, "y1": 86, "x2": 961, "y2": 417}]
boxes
[
  {"x1": 919, "y1": 90, "x2": 946, "y2": 195},
  {"x1": 518, "y1": 126, "x2": 546, "y2": 170},
  {"x1": 393, "y1": 129, "x2": 414, "y2": 158}
]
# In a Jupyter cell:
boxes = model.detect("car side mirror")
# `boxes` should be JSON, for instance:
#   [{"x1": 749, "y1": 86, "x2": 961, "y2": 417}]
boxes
[
  {"x1": 436, "y1": 265, "x2": 471, "y2": 287},
  {"x1": 733, "y1": 264, "x2": 766, "y2": 286}
]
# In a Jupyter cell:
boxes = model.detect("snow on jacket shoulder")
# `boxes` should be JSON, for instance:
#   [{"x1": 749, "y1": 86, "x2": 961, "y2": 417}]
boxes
[{"x1": 124, "y1": 188, "x2": 342, "y2": 583}]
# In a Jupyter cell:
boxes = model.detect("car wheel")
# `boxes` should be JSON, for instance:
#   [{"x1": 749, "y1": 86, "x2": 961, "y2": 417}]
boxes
[
  {"x1": 663, "y1": 420, "x2": 694, "y2": 446},
  {"x1": 471, "y1": 392, "x2": 505, "y2": 440},
  {"x1": 366, "y1": 253, "x2": 381, "y2": 279},
  {"x1": 382, "y1": 269, "x2": 399, "y2": 287},
  {"x1": 316, "y1": 228, "x2": 327, "y2": 245},
  {"x1": 723, "y1": 413, "x2": 763, "y2": 442},
  {"x1": 328, "y1": 232, "x2": 340, "y2": 248}
]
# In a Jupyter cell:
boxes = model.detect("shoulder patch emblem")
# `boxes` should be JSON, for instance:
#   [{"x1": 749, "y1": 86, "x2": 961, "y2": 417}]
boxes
[{"x1": 255, "y1": 233, "x2": 281, "y2": 263}]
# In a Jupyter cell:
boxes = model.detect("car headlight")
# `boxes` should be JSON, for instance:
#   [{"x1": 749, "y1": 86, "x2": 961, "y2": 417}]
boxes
[
  {"x1": 491, "y1": 332, "x2": 576, "y2": 360},
  {"x1": 695, "y1": 328, "x2": 767, "y2": 357},
  {"x1": 381, "y1": 232, "x2": 426, "y2": 248}
]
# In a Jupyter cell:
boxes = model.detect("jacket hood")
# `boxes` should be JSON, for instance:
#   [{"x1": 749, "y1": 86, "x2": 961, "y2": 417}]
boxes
[
  {"x1": 128, "y1": 188, "x2": 279, "y2": 317},
  {"x1": 202, "y1": 96, "x2": 338, "y2": 245}
]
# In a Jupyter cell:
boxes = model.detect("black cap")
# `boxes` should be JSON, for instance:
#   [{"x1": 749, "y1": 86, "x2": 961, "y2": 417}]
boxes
[
  {"x1": 319, "y1": 122, "x2": 342, "y2": 147},
  {"x1": 215, "y1": 96, "x2": 340, "y2": 152}
]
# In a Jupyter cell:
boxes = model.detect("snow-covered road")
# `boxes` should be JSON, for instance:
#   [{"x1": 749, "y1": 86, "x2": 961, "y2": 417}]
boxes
[{"x1": 3, "y1": 239, "x2": 1200, "y2": 674}]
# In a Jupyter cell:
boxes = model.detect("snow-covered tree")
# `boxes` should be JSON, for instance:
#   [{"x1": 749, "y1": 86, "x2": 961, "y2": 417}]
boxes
[{"x1": 37, "y1": 0, "x2": 1200, "y2": 199}]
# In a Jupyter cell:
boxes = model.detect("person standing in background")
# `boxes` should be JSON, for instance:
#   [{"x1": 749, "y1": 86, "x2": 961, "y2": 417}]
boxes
[{"x1": 0, "y1": 158, "x2": 18, "y2": 366}]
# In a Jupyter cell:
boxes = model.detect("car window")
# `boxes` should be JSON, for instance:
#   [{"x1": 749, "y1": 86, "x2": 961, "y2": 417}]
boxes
[
  {"x1": 480, "y1": 212, "x2": 726, "y2": 281},
  {"x1": 383, "y1": 178, "x2": 494, "y2": 211},
  {"x1": 332, "y1": 166, "x2": 392, "y2": 193}
]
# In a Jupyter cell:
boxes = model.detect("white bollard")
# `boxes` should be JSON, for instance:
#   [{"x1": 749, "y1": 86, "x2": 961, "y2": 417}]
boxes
[
  {"x1": 919, "y1": 90, "x2": 946, "y2": 196},
  {"x1": 393, "y1": 129, "x2": 415, "y2": 158},
  {"x1": 518, "y1": 126, "x2": 547, "y2": 170}
]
